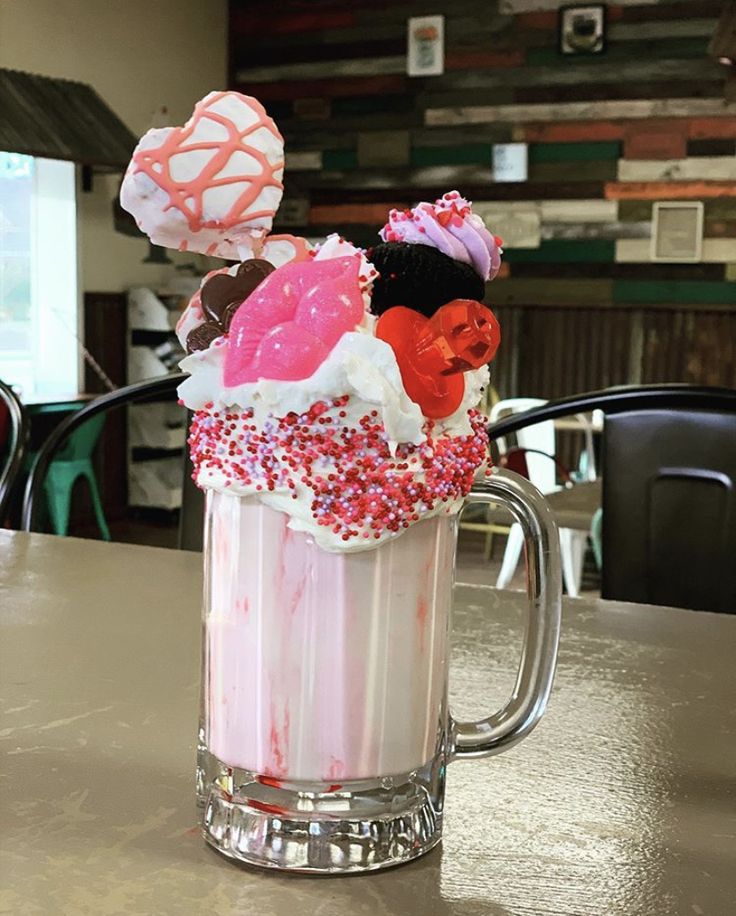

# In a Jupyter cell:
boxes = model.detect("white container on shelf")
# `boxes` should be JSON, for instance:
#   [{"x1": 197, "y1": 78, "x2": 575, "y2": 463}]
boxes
[{"x1": 128, "y1": 457, "x2": 183, "y2": 510}]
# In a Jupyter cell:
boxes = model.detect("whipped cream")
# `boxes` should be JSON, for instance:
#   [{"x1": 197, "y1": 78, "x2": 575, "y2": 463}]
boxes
[{"x1": 380, "y1": 191, "x2": 502, "y2": 281}]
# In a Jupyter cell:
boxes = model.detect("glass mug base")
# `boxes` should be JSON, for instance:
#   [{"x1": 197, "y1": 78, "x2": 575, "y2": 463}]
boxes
[{"x1": 197, "y1": 739, "x2": 445, "y2": 873}]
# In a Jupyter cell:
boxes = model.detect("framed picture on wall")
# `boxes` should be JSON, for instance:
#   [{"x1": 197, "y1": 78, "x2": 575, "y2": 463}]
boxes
[
  {"x1": 407, "y1": 15, "x2": 445, "y2": 76},
  {"x1": 651, "y1": 202, "x2": 704, "y2": 262},
  {"x1": 558, "y1": 4, "x2": 607, "y2": 55}
]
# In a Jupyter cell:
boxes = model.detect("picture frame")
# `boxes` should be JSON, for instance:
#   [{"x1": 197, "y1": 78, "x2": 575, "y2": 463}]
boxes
[
  {"x1": 407, "y1": 15, "x2": 445, "y2": 77},
  {"x1": 651, "y1": 201, "x2": 704, "y2": 263},
  {"x1": 558, "y1": 4, "x2": 607, "y2": 56}
]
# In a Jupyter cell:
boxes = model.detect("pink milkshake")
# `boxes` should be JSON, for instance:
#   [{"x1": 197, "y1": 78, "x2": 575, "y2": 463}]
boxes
[
  {"x1": 204, "y1": 492, "x2": 456, "y2": 783},
  {"x1": 121, "y1": 93, "x2": 560, "y2": 875}
]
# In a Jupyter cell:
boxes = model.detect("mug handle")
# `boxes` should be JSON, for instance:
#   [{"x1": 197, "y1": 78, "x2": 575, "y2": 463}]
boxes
[{"x1": 450, "y1": 467, "x2": 562, "y2": 759}]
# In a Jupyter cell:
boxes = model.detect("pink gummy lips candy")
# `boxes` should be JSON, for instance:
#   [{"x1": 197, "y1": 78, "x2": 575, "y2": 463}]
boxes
[{"x1": 224, "y1": 255, "x2": 365, "y2": 385}]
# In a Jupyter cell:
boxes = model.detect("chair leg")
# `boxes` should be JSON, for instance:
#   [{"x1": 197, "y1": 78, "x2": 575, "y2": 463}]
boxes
[
  {"x1": 484, "y1": 531, "x2": 493, "y2": 560},
  {"x1": 560, "y1": 528, "x2": 586, "y2": 598},
  {"x1": 83, "y1": 467, "x2": 112, "y2": 542},
  {"x1": 496, "y1": 523, "x2": 524, "y2": 589},
  {"x1": 590, "y1": 508, "x2": 603, "y2": 571},
  {"x1": 44, "y1": 476, "x2": 73, "y2": 537}
]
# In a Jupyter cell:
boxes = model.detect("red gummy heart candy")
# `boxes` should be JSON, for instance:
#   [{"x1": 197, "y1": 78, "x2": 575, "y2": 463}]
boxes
[{"x1": 376, "y1": 299, "x2": 500, "y2": 419}]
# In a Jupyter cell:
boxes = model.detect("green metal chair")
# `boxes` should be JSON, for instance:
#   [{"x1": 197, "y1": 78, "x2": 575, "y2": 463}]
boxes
[{"x1": 41, "y1": 413, "x2": 111, "y2": 540}]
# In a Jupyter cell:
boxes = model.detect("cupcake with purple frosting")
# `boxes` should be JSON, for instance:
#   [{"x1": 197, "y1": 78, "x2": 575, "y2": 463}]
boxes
[{"x1": 368, "y1": 191, "x2": 503, "y2": 318}]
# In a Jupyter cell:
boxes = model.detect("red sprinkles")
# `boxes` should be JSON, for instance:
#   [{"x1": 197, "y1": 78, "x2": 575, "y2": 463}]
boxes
[{"x1": 188, "y1": 399, "x2": 490, "y2": 545}]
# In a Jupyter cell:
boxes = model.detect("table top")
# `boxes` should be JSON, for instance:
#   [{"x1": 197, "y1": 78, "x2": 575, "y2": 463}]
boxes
[{"x1": 2, "y1": 531, "x2": 735, "y2": 916}]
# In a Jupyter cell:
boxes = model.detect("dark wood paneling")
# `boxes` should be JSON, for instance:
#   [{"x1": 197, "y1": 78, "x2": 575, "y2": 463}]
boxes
[{"x1": 83, "y1": 292, "x2": 127, "y2": 520}]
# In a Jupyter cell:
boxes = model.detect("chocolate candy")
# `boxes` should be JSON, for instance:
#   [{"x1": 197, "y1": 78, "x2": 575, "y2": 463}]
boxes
[
  {"x1": 201, "y1": 259, "x2": 275, "y2": 328},
  {"x1": 367, "y1": 242, "x2": 485, "y2": 318},
  {"x1": 186, "y1": 259, "x2": 276, "y2": 354}
]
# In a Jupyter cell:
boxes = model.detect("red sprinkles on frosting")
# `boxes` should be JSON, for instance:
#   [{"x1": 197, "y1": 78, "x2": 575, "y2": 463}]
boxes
[{"x1": 188, "y1": 400, "x2": 490, "y2": 544}]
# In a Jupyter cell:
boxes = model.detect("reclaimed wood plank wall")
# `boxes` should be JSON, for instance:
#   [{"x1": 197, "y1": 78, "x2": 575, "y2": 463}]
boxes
[{"x1": 230, "y1": 0, "x2": 736, "y2": 396}]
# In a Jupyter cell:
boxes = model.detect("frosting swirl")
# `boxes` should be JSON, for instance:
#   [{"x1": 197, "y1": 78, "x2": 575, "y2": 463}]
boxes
[{"x1": 379, "y1": 191, "x2": 502, "y2": 281}]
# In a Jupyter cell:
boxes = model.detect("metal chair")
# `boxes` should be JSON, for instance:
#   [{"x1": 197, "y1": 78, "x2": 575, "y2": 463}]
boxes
[
  {"x1": 488, "y1": 384, "x2": 736, "y2": 613},
  {"x1": 0, "y1": 379, "x2": 30, "y2": 523},
  {"x1": 22, "y1": 375, "x2": 195, "y2": 546}
]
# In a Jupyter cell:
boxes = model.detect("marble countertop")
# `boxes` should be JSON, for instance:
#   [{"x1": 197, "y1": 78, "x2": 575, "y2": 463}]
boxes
[{"x1": 2, "y1": 531, "x2": 735, "y2": 915}]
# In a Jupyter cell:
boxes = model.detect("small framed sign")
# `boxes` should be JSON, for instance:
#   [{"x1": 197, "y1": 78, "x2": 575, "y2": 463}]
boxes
[
  {"x1": 407, "y1": 15, "x2": 445, "y2": 77},
  {"x1": 559, "y1": 4, "x2": 607, "y2": 55},
  {"x1": 651, "y1": 202, "x2": 704, "y2": 263},
  {"x1": 492, "y1": 143, "x2": 528, "y2": 183}
]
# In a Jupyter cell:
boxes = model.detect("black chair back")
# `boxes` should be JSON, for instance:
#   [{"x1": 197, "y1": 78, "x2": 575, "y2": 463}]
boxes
[
  {"x1": 22, "y1": 375, "x2": 190, "y2": 539},
  {"x1": 0, "y1": 379, "x2": 30, "y2": 523},
  {"x1": 603, "y1": 407, "x2": 736, "y2": 613},
  {"x1": 488, "y1": 384, "x2": 736, "y2": 614}
]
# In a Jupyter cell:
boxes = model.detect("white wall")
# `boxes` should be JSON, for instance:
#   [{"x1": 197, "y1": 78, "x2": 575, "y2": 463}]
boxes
[{"x1": 0, "y1": 0, "x2": 228, "y2": 292}]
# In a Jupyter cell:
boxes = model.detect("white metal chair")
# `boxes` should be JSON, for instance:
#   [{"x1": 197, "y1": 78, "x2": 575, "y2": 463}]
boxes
[{"x1": 490, "y1": 398, "x2": 590, "y2": 597}]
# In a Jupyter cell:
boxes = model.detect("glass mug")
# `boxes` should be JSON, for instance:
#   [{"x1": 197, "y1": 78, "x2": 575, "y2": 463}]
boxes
[{"x1": 197, "y1": 467, "x2": 561, "y2": 873}]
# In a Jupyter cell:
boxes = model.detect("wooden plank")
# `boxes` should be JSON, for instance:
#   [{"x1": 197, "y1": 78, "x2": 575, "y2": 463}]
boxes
[
  {"x1": 513, "y1": 80, "x2": 725, "y2": 106},
  {"x1": 503, "y1": 240, "x2": 615, "y2": 264},
  {"x1": 613, "y1": 280, "x2": 736, "y2": 305},
  {"x1": 292, "y1": 98, "x2": 331, "y2": 120},
  {"x1": 411, "y1": 144, "x2": 492, "y2": 167},
  {"x1": 615, "y1": 239, "x2": 736, "y2": 263},
  {"x1": 322, "y1": 149, "x2": 358, "y2": 170},
  {"x1": 618, "y1": 157, "x2": 736, "y2": 182},
  {"x1": 230, "y1": 8, "x2": 356, "y2": 35},
  {"x1": 332, "y1": 94, "x2": 415, "y2": 116},
  {"x1": 609, "y1": 18, "x2": 718, "y2": 40},
  {"x1": 285, "y1": 151, "x2": 322, "y2": 171},
  {"x1": 235, "y1": 55, "x2": 406, "y2": 84},
  {"x1": 620, "y1": 0, "x2": 724, "y2": 22},
  {"x1": 541, "y1": 221, "x2": 651, "y2": 241},
  {"x1": 605, "y1": 181, "x2": 736, "y2": 200},
  {"x1": 445, "y1": 50, "x2": 525, "y2": 70},
  {"x1": 619, "y1": 199, "x2": 736, "y2": 221},
  {"x1": 423, "y1": 58, "x2": 723, "y2": 93},
  {"x1": 357, "y1": 130, "x2": 410, "y2": 168},
  {"x1": 502, "y1": 0, "x2": 654, "y2": 12},
  {"x1": 528, "y1": 141, "x2": 621, "y2": 162},
  {"x1": 485, "y1": 278, "x2": 614, "y2": 306},
  {"x1": 688, "y1": 139, "x2": 736, "y2": 157},
  {"x1": 293, "y1": 165, "x2": 495, "y2": 190},
  {"x1": 486, "y1": 210, "x2": 541, "y2": 249},
  {"x1": 411, "y1": 126, "x2": 515, "y2": 147},
  {"x1": 623, "y1": 121, "x2": 687, "y2": 160},
  {"x1": 234, "y1": 37, "x2": 406, "y2": 68},
  {"x1": 508, "y1": 262, "x2": 726, "y2": 281},
  {"x1": 426, "y1": 99, "x2": 734, "y2": 128},
  {"x1": 410, "y1": 143, "x2": 492, "y2": 166},
  {"x1": 310, "y1": 203, "x2": 402, "y2": 225},
  {"x1": 286, "y1": 113, "x2": 425, "y2": 136},
  {"x1": 529, "y1": 160, "x2": 618, "y2": 182},
  {"x1": 238, "y1": 74, "x2": 408, "y2": 102},
  {"x1": 277, "y1": 198, "x2": 310, "y2": 226},
  {"x1": 527, "y1": 37, "x2": 709, "y2": 67},
  {"x1": 705, "y1": 220, "x2": 736, "y2": 239},
  {"x1": 310, "y1": 182, "x2": 606, "y2": 205},
  {"x1": 688, "y1": 118, "x2": 736, "y2": 140},
  {"x1": 473, "y1": 199, "x2": 618, "y2": 223}
]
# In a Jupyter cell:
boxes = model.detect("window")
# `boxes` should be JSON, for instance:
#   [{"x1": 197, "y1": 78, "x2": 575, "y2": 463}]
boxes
[{"x1": 0, "y1": 153, "x2": 78, "y2": 398}]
